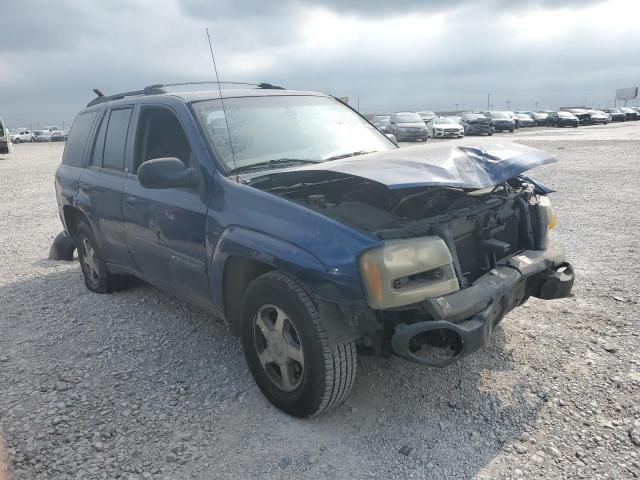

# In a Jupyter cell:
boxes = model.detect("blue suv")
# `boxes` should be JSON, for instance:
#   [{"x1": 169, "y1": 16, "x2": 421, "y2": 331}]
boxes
[{"x1": 54, "y1": 82, "x2": 574, "y2": 417}]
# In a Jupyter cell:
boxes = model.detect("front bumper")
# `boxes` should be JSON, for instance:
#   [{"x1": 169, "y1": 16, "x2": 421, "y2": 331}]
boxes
[
  {"x1": 390, "y1": 248, "x2": 574, "y2": 367},
  {"x1": 493, "y1": 122, "x2": 514, "y2": 131},
  {"x1": 433, "y1": 129, "x2": 463, "y2": 138},
  {"x1": 395, "y1": 130, "x2": 426, "y2": 140},
  {"x1": 465, "y1": 124, "x2": 494, "y2": 135}
]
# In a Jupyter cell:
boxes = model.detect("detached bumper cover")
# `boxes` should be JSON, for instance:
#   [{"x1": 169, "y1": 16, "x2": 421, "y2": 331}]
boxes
[{"x1": 391, "y1": 248, "x2": 574, "y2": 367}]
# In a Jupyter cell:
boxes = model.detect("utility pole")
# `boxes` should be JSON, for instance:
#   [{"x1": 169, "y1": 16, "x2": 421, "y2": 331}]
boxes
[
  {"x1": 487, "y1": 93, "x2": 490, "y2": 111},
  {"x1": 506, "y1": 100, "x2": 511, "y2": 111},
  {"x1": 455, "y1": 103, "x2": 459, "y2": 112}
]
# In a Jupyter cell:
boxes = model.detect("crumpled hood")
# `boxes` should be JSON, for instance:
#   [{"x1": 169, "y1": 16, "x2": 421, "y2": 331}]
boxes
[{"x1": 275, "y1": 142, "x2": 556, "y2": 190}]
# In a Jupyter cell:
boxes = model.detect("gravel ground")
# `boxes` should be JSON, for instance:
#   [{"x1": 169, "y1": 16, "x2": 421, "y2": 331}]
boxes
[{"x1": 1, "y1": 125, "x2": 639, "y2": 479}]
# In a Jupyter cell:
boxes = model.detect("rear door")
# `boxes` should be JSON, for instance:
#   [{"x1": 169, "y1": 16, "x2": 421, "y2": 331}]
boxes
[
  {"x1": 78, "y1": 106, "x2": 134, "y2": 266},
  {"x1": 122, "y1": 104, "x2": 211, "y2": 302}
]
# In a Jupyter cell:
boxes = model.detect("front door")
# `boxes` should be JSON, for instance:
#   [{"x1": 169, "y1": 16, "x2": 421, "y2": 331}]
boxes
[{"x1": 123, "y1": 105, "x2": 211, "y2": 302}]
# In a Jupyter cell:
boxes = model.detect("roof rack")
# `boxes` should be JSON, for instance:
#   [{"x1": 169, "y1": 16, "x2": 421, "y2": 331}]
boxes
[{"x1": 86, "y1": 81, "x2": 285, "y2": 107}]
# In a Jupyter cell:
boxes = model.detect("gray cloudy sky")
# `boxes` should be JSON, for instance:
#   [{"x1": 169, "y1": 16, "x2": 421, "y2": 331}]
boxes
[{"x1": 1, "y1": 0, "x2": 640, "y2": 127}]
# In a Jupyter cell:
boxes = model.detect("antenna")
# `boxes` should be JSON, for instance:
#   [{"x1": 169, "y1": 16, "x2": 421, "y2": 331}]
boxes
[{"x1": 205, "y1": 27, "x2": 239, "y2": 179}]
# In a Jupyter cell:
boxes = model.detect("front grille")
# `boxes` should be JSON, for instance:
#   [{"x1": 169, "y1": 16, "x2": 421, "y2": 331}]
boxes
[
  {"x1": 454, "y1": 215, "x2": 521, "y2": 285},
  {"x1": 455, "y1": 234, "x2": 483, "y2": 283}
]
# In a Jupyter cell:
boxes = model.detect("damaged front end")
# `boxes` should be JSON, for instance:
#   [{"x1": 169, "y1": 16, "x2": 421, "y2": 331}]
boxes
[{"x1": 246, "y1": 143, "x2": 575, "y2": 367}]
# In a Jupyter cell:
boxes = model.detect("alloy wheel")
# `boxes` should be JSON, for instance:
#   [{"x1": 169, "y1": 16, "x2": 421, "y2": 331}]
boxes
[{"x1": 253, "y1": 304, "x2": 304, "y2": 392}]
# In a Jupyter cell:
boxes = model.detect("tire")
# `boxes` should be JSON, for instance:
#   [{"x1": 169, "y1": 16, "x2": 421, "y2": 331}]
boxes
[
  {"x1": 509, "y1": 128, "x2": 514, "y2": 133},
  {"x1": 14, "y1": 138, "x2": 20, "y2": 144},
  {"x1": 75, "y1": 223, "x2": 126, "y2": 293},
  {"x1": 241, "y1": 271, "x2": 357, "y2": 417}
]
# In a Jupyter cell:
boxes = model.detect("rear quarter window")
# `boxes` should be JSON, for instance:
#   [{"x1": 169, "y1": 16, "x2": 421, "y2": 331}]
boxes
[{"x1": 62, "y1": 110, "x2": 99, "y2": 167}]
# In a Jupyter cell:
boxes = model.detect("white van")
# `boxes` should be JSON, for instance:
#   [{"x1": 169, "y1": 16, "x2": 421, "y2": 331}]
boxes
[{"x1": 0, "y1": 117, "x2": 12, "y2": 154}]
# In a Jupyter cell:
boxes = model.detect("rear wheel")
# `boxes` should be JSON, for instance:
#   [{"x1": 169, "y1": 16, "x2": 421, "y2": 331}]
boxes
[
  {"x1": 241, "y1": 271, "x2": 357, "y2": 417},
  {"x1": 14, "y1": 138, "x2": 20, "y2": 144},
  {"x1": 75, "y1": 223, "x2": 127, "y2": 293}
]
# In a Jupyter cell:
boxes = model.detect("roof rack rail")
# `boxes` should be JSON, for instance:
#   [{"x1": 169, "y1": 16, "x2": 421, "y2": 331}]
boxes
[
  {"x1": 86, "y1": 86, "x2": 166, "y2": 107},
  {"x1": 146, "y1": 81, "x2": 285, "y2": 90},
  {"x1": 86, "y1": 81, "x2": 284, "y2": 107}
]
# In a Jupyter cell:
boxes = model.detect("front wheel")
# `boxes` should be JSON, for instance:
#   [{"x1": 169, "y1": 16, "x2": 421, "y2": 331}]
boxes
[
  {"x1": 241, "y1": 271, "x2": 357, "y2": 417},
  {"x1": 14, "y1": 138, "x2": 20, "y2": 144}
]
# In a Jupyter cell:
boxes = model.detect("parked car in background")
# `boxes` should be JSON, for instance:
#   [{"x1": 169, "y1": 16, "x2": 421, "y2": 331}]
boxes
[
  {"x1": 54, "y1": 83, "x2": 573, "y2": 417},
  {"x1": 602, "y1": 108, "x2": 626, "y2": 122},
  {"x1": 561, "y1": 109, "x2": 591, "y2": 125},
  {"x1": 547, "y1": 111, "x2": 579, "y2": 127},
  {"x1": 533, "y1": 112, "x2": 549, "y2": 126},
  {"x1": 34, "y1": 130, "x2": 53, "y2": 142},
  {"x1": 390, "y1": 112, "x2": 428, "y2": 142},
  {"x1": 10, "y1": 129, "x2": 35, "y2": 143},
  {"x1": 619, "y1": 107, "x2": 640, "y2": 121},
  {"x1": 505, "y1": 111, "x2": 520, "y2": 128},
  {"x1": 370, "y1": 115, "x2": 391, "y2": 133},
  {"x1": 51, "y1": 130, "x2": 67, "y2": 142},
  {"x1": 460, "y1": 113, "x2": 494, "y2": 136},
  {"x1": 516, "y1": 114, "x2": 535, "y2": 127},
  {"x1": 426, "y1": 116, "x2": 464, "y2": 138},
  {"x1": 483, "y1": 111, "x2": 515, "y2": 132},
  {"x1": 586, "y1": 110, "x2": 610, "y2": 125},
  {"x1": 43, "y1": 125, "x2": 60, "y2": 132},
  {"x1": 417, "y1": 111, "x2": 436, "y2": 123},
  {"x1": 0, "y1": 117, "x2": 10, "y2": 154}
]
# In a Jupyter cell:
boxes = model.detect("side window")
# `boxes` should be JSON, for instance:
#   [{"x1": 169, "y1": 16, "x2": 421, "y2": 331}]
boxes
[
  {"x1": 90, "y1": 113, "x2": 108, "y2": 167},
  {"x1": 103, "y1": 108, "x2": 132, "y2": 171},
  {"x1": 133, "y1": 107, "x2": 192, "y2": 174},
  {"x1": 89, "y1": 107, "x2": 132, "y2": 170},
  {"x1": 62, "y1": 110, "x2": 99, "y2": 167}
]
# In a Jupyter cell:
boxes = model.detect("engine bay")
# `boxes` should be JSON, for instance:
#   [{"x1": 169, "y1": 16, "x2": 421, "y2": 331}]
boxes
[{"x1": 248, "y1": 170, "x2": 536, "y2": 238}]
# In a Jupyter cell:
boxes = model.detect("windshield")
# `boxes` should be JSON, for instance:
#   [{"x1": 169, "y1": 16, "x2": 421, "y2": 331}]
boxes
[
  {"x1": 558, "y1": 112, "x2": 574, "y2": 118},
  {"x1": 488, "y1": 111, "x2": 509, "y2": 119},
  {"x1": 606, "y1": 108, "x2": 621, "y2": 113},
  {"x1": 371, "y1": 115, "x2": 390, "y2": 123},
  {"x1": 192, "y1": 95, "x2": 394, "y2": 172},
  {"x1": 517, "y1": 114, "x2": 531, "y2": 119},
  {"x1": 433, "y1": 118, "x2": 456, "y2": 124},
  {"x1": 418, "y1": 111, "x2": 435, "y2": 117},
  {"x1": 395, "y1": 113, "x2": 422, "y2": 123},
  {"x1": 462, "y1": 114, "x2": 484, "y2": 120}
]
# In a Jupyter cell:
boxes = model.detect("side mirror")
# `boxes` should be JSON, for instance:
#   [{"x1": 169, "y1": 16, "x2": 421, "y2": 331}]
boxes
[
  {"x1": 385, "y1": 134, "x2": 398, "y2": 146},
  {"x1": 138, "y1": 157, "x2": 197, "y2": 189}
]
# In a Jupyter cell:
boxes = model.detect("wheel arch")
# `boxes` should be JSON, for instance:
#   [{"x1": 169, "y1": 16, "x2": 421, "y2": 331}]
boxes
[
  {"x1": 210, "y1": 226, "x2": 366, "y2": 340},
  {"x1": 62, "y1": 205, "x2": 90, "y2": 243}
]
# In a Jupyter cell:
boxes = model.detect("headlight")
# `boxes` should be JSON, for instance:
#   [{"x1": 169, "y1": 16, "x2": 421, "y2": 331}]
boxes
[
  {"x1": 532, "y1": 195, "x2": 556, "y2": 249},
  {"x1": 359, "y1": 237, "x2": 459, "y2": 308}
]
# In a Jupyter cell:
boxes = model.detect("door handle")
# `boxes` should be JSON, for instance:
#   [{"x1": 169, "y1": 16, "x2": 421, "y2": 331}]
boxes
[{"x1": 126, "y1": 198, "x2": 139, "y2": 208}]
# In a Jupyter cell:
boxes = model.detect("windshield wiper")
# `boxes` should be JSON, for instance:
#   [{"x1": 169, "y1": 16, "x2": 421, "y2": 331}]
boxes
[
  {"x1": 230, "y1": 158, "x2": 320, "y2": 174},
  {"x1": 323, "y1": 150, "x2": 378, "y2": 161}
]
